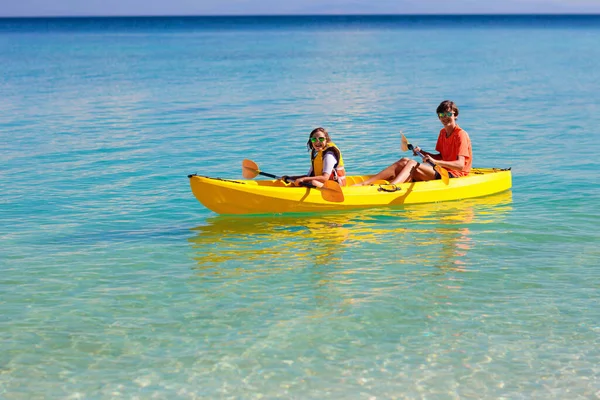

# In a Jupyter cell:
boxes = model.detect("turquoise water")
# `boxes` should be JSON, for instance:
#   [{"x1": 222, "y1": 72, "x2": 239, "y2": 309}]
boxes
[{"x1": 1, "y1": 16, "x2": 599, "y2": 398}]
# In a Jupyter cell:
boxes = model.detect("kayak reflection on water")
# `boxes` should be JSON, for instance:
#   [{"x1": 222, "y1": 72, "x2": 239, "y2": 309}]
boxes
[{"x1": 188, "y1": 190, "x2": 513, "y2": 274}]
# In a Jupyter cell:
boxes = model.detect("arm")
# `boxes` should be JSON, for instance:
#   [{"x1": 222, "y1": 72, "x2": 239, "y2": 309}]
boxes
[
  {"x1": 417, "y1": 148, "x2": 440, "y2": 159},
  {"x1": 425, "y1": 155, "x2": 467, "y2": 171},
  {"x1": 280, "y1": 166, "x2": 312, "y2": 183},
  {"x1": 294, "y1": 153, "x2": 336, "y2": 185},
  {"x1": 418, "y1": 147, "x2": 467, "y2": 171},
  {"x1": 283, "y1": 175, "x2": 306, "y2": 181}
]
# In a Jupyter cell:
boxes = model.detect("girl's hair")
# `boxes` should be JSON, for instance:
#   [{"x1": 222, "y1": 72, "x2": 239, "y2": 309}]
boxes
[
  {"x1": 436, "y1": 100, "x2": 459, "y2": 117},
  {"x1": 306, "y1": 127, "x2": 331, "y2": 151}
]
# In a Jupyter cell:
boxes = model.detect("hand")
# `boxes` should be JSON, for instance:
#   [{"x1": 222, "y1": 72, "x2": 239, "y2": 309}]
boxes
[{"x1": 281, "y1": 175, "x2": 291, "y2": 183}]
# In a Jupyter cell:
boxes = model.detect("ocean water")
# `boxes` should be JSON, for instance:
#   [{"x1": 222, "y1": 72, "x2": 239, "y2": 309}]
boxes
[{"x1": 1, "y1": 15, "x2": 599, "y2": 399}]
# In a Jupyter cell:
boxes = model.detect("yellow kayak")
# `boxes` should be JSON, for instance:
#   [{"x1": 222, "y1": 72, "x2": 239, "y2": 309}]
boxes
[{"x1": 188, "y1": 168, "x2": 512, "y2": 215}]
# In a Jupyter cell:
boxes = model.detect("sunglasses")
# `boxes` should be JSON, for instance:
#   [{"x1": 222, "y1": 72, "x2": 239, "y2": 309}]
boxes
[
  {"x1": 310, "y1": 137, "x2": 326, "y2": 143},
  {"x1": 438, "y1": 112, "x2": 454, "y2": 118}
]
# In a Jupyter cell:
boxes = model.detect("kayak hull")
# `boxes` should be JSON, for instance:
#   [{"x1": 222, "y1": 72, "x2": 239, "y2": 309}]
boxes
[{"x1": 188, "y1": 168, "x2": 512, "y2": 215}]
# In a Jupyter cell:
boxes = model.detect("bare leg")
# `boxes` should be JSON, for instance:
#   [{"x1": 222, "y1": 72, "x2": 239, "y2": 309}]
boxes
[
  {"x1": 389, "y1": 159, "x2": 419, "y2": 184},
  {"x1": 390, "y1": 162, "x2": 437, "y2": 184},
  {"x1": 352, "y1": 158, "x2": 413, "y2": 186}
]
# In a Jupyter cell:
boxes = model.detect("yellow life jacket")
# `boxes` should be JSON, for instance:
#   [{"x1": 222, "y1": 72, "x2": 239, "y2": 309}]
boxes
[{"x1": 311, "y1": 142, "x2": 346, "y2": 186}]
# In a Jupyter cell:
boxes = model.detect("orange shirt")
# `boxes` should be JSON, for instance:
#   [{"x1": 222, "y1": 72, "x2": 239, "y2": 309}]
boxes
[{"x1": 435, "y1": 126, "x2": 472, "y2": 177}]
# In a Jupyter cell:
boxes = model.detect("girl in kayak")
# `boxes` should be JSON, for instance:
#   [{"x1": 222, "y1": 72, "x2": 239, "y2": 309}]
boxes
[
  {"x1": 354, "y1": 100, "x2": 472, "y2": 186},
  {"x1": 282, "y1": 127, "x2": 347, "y2": 187}
]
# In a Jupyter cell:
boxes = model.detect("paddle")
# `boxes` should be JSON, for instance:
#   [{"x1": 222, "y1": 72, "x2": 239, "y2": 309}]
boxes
[
  {"x1": 401, "y1": 133, "x2": 450, "y2": 185},
  {"x1": 242, "y1": 158, "x2": 283, "y2": 180},
  {"x1": 241, "y1": 159, "x2": 344, "y2": 202}
]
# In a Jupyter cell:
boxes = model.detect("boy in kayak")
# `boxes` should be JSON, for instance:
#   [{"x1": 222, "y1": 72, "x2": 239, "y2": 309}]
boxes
[
  {"x1": 282, "y1": 127, "x2": 347, "y2": 187},
  {"x1": 354, "y1": 100, "x2": 472, "y2": 186}
]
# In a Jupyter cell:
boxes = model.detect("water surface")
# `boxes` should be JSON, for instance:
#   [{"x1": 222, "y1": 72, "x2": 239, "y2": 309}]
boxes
[{"x1": 1, "y1": 15, "x2": 599, "y2": 399}]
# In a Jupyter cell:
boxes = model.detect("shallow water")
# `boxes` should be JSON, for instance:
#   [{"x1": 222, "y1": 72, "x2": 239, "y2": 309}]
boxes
[{"x1": 1, "y1": 15, "x2": 599, "y2": 399}]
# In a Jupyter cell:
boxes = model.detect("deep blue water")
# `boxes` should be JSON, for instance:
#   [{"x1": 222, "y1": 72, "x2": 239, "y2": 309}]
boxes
[
  {"x1": 1, "y1": 15, "x2": 599, "y2": 399},
  {"x1": 2, "y1": 15, "x2": 600, "y2": 32}
]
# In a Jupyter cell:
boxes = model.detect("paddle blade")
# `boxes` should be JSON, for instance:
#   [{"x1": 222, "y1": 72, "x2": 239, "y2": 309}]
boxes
[
  {"x1": 321, "y1": 181, "x2": 345, "y2": 203},
  {"x1": 435, "y1": 165, "x2": 451, "y2": 185},
  {"x1": 242, "y1": 159, "x2": 260, "y2": 179},
  {"x1": 401, "y1": 133, "x2": 410, "y2": 152}
]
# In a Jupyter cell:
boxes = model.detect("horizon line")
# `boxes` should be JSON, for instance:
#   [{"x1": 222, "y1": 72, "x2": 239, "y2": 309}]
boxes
[{"x1": 2, "y1": 13, "x2": 600, "y2": 19}]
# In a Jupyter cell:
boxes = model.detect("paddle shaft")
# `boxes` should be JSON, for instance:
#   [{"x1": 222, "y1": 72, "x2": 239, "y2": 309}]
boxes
[
  {"x1": 256, "y1": 170, "x2": 322, "y2": 189},
  {"x1": 400, "y1": 134, "x2": 449, "y2": 184},
  {"x1": 256, "y1": 170, "x2": 279, "y2": 179},
  {"x1": 408, "y1": 144, "x2": 438, "y2": 168}
]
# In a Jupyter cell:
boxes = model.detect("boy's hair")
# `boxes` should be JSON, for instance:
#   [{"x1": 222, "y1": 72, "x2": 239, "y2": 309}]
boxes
[{"x1": 436, "y1": 100, "x2": 459, "y2": 117}]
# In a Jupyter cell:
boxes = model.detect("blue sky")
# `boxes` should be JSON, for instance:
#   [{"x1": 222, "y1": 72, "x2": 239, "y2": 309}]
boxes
[{"x1": 2, "y1": 0, "x2": 600, "y2": 17}]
